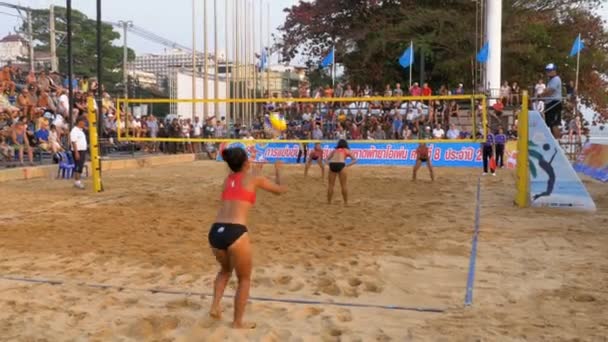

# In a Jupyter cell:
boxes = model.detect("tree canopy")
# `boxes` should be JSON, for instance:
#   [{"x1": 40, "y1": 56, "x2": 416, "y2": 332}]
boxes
[
  {"x1": 278, "y1": 0, "x2": 608, "y2": 119},
  {"x1": 19, "y1": 6, "x2": 135, "y2": 93}
]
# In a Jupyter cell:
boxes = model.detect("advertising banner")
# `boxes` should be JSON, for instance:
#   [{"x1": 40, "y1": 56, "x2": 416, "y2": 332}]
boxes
[
  {"x1": 217, "y1": 141, "x2": 484, "y2": 167},
  {"x1": 573, "y1": 143, "x2": 608, "y2": 183},
  {"x1": 527, "y1": 111, "x2": 596, "y2": 211}
]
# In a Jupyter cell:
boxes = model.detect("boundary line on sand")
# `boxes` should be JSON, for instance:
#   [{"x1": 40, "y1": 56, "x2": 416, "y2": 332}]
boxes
[
  {"x1": 0, "y1": 275, "x2": 446, "y2": 313},
  {"x1": 464, "y1": 177, "x2": 482, "y2": 306}
]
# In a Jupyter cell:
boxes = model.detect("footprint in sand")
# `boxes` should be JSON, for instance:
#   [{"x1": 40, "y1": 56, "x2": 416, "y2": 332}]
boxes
[
  {"x1": 288, "y1": 282, "x2": 304, "y2": 292},
  {"x1": 363, "y1": 281, "x2": 382, "y2": 293},
  {"x1": 127, "y1": 315, "x2": 180, "y2": 339},
  {"x1": 274, "y1": 275, "x2": 293, "y2": 285},
  {"x1": 291, "y1": 306, "x2": 324, "y2": 320},
  {"x1": 336, "y1": 309, "x2": 353, "y2": 323},
  {"x1": 165, "y1": 298, "x2": 202, "y2": 310}
]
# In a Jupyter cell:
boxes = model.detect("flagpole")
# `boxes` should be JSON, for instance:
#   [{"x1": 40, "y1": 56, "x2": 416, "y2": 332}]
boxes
[
  {"x1": 225, "y1": 0, "x2": 230, "y2": 127},
  {"x1": 332, "y1": 46, "x2": 335, "y2": 88},
  {"x1": 574, "y1": 33, "x2": 581, "y2": 118},
  {"x1": 266, "y1": 2, "x2": 270, "y2": 96},
  {"x1": 409, "y1": 41, "x2": 413, "y2": 89}
]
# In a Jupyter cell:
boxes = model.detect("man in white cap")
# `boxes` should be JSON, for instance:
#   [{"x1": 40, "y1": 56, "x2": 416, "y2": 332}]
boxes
[{"x1": 541, "y1": 63, "x2": 562, "y2": 138}]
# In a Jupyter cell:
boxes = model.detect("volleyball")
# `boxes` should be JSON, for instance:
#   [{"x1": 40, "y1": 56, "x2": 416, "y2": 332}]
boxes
[{"x1": 269, "y1": 113, "x2": 287, "y2": 132}]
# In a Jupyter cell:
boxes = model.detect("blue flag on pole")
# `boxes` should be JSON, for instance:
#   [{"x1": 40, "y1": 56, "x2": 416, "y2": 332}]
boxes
[
  {"x1": 476, "y1": 42, "x2": 489, "y2": 63},
  {"x1": 260, "y1": 47, "x2": 268, "y2": 70},
  {"x1": 399, "y1": 45, "x2": 414, "y2": 69},
  {"x1": 321, "y1": 47, "x2": 334, "y2": 68},
  {"x1": 569, "y1": 34, "x2": 584, "y2": 57}
]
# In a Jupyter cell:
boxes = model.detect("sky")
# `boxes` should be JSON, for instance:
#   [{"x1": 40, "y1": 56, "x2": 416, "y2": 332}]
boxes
[{"x1": 0, "y1": 0, "x2": 301, "y2": 64}]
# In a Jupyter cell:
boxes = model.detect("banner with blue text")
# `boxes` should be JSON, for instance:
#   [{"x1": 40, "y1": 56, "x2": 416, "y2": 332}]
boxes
[{"x1": 217, "y1": 141, "x2": 484, "y2": 167}]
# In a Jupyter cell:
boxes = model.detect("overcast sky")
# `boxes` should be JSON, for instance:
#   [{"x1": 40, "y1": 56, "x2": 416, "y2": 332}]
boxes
[
  {"x1": 0, "y1": 0, "x2": 300, "y2": 63},
  {"x1": 0, "y1": 1, "x2": 606, "y2": 66}
]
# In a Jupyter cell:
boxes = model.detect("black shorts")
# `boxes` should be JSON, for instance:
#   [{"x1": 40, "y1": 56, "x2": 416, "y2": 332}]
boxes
[
  {"x1": 545, "y1": 101, "x2": 562, "y2": 128},
  {"x1": 208, "y1": 223, "x2": 248, "y2": 250},
  {"x1": 74, "y1": 150, "x2": 87, "y2": 174},
  {"x1": 329, "y1": 162, "x2": 345, "y2": 173},
  {"x1": 419, "y1": 157, "x2": 428, "y2": 163}
]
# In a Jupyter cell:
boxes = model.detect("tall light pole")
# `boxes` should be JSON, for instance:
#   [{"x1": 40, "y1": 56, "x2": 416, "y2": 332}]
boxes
[
  {"x1": 225, "y1": 0, "x2": 231, "y2": 127},
  {"x1": 203, "y1": 0, "x2": 209, "y2": 119},
  {"x1": 66, "y1": 0, "x2": 74, "y2": 129},
  {"x1": 49, "y1": 5, "x2": 58, "y2": 71},
  {"x1": 214, "y1": 0, "x2": 219, "y2": 118},
  {"x1": 486, "y1": 0, "x2": 501, "y2": 103},
  {"x1": 235, "y1": 0, "x2": 240, "y2": 123},
  {"x1": 192, "y1": 0, "x2": 197, "y2": 119},
  {"x1": 118, "y1": 20, "x2": 133, "y2": 99}
]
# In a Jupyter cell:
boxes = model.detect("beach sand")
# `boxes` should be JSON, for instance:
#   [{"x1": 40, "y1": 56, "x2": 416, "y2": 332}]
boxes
[{"x1": 0, "y1": 161, "x2": 606, "y2": 341}]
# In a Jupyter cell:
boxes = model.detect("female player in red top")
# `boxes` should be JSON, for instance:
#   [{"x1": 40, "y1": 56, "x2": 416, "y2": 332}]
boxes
[
  {"x1": 412, "y1": 142, "x2": 435, "y2": 181},
  {"x1": 208, "y1": 147, "x2": 287, "y2": 329},
  {"x1": 304, "y1": 143, "x2": 325, "y2": 179},
  {"x1": 326, "y1": 139, "x2": 357, "y2": 204}
]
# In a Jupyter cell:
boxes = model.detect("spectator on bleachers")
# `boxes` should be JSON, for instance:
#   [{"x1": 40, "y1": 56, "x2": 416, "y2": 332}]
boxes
[
  {"x1": 500, "y1": 81, "x2": 511, "y2": 106},
  {"x1": 433, "y1": 124, "x2": 445, "y2": 139},
  {"x1": 48, "y1": 124, "x2": 63, "y2": 153},
  {"x1": 18, "y1": 88, "x2": 36, "y2": 120},
  {"x1": 447, "y1": 124, "x2": 460, "y2": 139},
  {"x1": 35, "y1": 121, "x2": 50, "y2": 151},
  {"x1": 10, "y1": 120, "x2": 34, "y2": 165},
  {"x1": 0, "y1": 134, "x2": 14, "y2": 162}
]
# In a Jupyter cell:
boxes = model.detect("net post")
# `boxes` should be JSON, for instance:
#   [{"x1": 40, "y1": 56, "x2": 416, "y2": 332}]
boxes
[
  {"x1": 87, "y1": 96, "x2": 103, "y2": 193},
  {"x1": 515, "y1": 91, "x2": 529, "y2": 208}
]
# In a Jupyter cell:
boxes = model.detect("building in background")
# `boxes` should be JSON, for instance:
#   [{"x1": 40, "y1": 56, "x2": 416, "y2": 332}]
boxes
[
  {"x1": 167, "y1": 69, "x2": 228, "y2": 120},
  {"x1": 261, "y1": 65, "x2": 307, "y2": 96},
  {"x1": 128, "y1": 69, "x2": 158, "y2": 88},
  {"x1": 129, "y1": 49, "x2": 221, "y2": 91},
  {"x1": 0, "y1": 34, "x2": 28, "y2": 65}
]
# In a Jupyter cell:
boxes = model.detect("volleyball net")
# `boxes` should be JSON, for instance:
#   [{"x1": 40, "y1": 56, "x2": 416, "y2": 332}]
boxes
[{"x1": 114, "y1": 94, "x2": 488, "y2": 144}]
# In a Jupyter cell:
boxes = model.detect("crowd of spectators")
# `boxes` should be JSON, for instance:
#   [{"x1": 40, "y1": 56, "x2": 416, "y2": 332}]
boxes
[
  {"x1": 0, "y1": 62, "x2": 119, "y2": 166},
  {"x1": 1, "y1": 61, "x2": 584, "y2": 166}
]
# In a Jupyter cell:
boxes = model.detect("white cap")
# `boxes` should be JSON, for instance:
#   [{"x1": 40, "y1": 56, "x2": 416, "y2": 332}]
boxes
[{"x1": 545, "y1": 63, "x2": 557, "y2": 71}]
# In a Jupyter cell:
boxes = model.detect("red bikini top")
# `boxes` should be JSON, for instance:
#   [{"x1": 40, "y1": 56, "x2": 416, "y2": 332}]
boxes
[{"x1": 222, "y1": 173, "x2": 256, "y2": 205}]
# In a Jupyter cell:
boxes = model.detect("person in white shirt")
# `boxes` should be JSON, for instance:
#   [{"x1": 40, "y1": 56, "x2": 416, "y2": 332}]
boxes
[
  {"x1": 432, "y1": 125, "x2": 445, "y2": 139},
  {"x1": 446, "y1": 124, "x2": 460, "y2": 139},
  {"x1": 58, "y1": 89, "x2": 70, "y2": 117},
  {"x1": 534, "y1": 79, "x2": 547, "y2": 113},
  {"x1": 70, "y1": 116, "x2": 88, "y2": 189}
]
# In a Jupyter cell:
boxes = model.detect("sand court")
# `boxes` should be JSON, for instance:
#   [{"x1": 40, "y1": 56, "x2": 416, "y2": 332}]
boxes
[{"x1": 1, "y1": 161, "x2": 607, "y2": 341}]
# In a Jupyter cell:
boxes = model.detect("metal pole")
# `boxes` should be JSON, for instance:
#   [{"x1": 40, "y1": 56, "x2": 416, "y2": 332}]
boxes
[
  {"x1": 120, "y1": 21, "x2": 130, "y2": 99},
  {"x1": 235, "y1": 0, "x2": 240, "y2": 123},
  {"x1": 225, "y1": 0, "x2": 230, "y2": 127},
  {"x1": 96, "y1": 0, "x2": 103, "y2": 134},
  {"x1": 246, "y1": 0, "x2": 251, "y2": 126},
  {"x1": 253, "y1": 0, "x2": 258, "y2": 123},
  {"x1": 574, "y1": 33, "x2": 581, "y2": 118},
  {"x1": 409, "y1": 41, "x2": 413, "y2": 89},
  {"x1": 66, "y1": 0, "x2": 74, "y2": 131},
  {"x1": 266, "y1": 2, "x2": 270, "y2": 96},
  {"x1": 204, "y1": 0, "x2": 209, "y2": 119},
  {"x1": 192, "y1": 0, "x2": 197, "y2": 120},
  {"x1": 259, "y1": 0, "x2": 263, "y2": 97},
  {"x1": 50, "y1": 5, "x2": 58, "y2": 72},
  {"x1": 27, "y1": 9, "x2": 34, "y2": 71},
  {"x1": 214, "y1": 0, "x2": 219, "y2": 118}
]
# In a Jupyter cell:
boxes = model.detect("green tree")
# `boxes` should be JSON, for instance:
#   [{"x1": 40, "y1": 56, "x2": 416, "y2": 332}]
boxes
[
  {"x1": 278, "y1": 0, "x2": 608, "y2": 118},
  {"x1": 19, "y1": 6, "x2": 135, "y2": 93}
]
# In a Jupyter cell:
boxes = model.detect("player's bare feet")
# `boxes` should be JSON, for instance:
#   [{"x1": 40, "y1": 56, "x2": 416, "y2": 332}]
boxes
[
  {"x1": 209, "y1": 307, "x2": 222, "y2": 320},
  {"x1": 232, "y1": 321, "x2": 256, "y2": 329}
]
